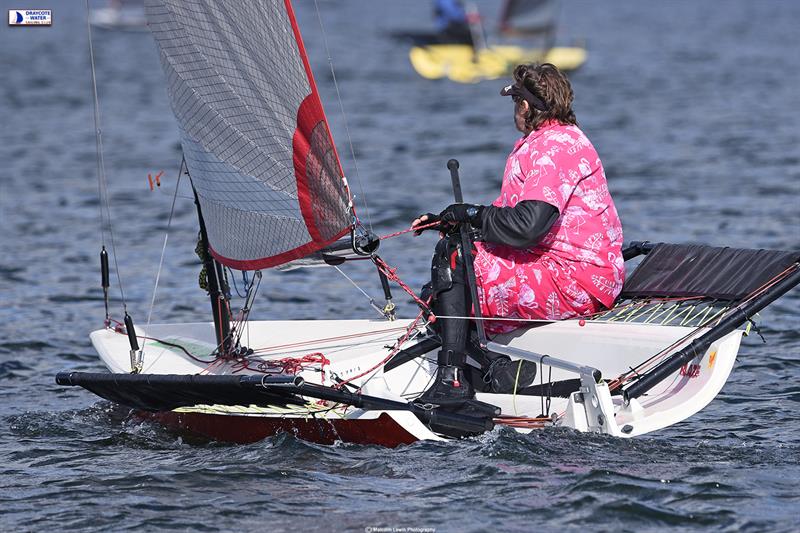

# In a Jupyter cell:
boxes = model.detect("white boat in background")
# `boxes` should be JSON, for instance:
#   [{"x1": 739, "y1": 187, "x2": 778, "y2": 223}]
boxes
[
  {"x1": 57, "y1": 0, "x2": 800, "y2": 447},
  {"x1": 89, "y1": 0, "x2": 147, "y2": 31}
]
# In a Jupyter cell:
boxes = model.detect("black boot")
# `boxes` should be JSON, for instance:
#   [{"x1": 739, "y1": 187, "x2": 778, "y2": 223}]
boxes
[
  {"x1": 417, "y1": 242, "x2": 474, "y2": 406},
  {"x1": 414, "y1": 238, "x2": 500, "y2": 423},
  {"x1": 415, "y1": 352, "x2": 501, "y2": 421},
  {"x1": 416, "y1": 360, "x2": 475, "y2": 406}
]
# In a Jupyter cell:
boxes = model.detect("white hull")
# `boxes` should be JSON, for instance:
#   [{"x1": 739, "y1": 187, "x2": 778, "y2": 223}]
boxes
[{"x1": 90, "y1": 317, "x2": 742, "y2": 444}]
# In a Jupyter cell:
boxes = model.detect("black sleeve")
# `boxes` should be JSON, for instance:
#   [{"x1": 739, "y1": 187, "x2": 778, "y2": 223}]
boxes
[{"x1": 477, "y1": 200, "x2": 559, "y2": 249}]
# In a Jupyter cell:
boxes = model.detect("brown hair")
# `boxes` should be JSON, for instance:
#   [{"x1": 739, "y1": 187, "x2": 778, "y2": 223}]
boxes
[{"x1": 513, "y1": 63, "x2": 577, "y2": 131}]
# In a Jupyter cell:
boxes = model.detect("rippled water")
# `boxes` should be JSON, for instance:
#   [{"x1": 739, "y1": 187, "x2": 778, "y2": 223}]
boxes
[{"x1": 1, "y1": 0, "x2": 799, "y2": 531}]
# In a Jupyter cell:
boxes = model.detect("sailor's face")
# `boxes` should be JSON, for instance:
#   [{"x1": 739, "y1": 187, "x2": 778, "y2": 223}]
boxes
[{"x1": 513, "y1": 98, "x2": 530, "y2": 133}]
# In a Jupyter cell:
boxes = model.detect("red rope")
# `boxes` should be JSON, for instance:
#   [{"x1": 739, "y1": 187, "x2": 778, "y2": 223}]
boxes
[
  {"x1": 378, "y1": 221, "x2": 440, "y2": 240},
  {"x1": 372, "y1": 256, "x2": 433, "y2": 314},
  {"x1": 233, "y1": 352, "x2": 331, "y2": 381},
  {"x1": 333, "y1": 309, "x2": 428, "y2": 389}
]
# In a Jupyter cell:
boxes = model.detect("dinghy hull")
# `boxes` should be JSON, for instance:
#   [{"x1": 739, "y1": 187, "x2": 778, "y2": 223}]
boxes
[{"x1": 72, "y1": 318, "x2": 744, "y2": 445}]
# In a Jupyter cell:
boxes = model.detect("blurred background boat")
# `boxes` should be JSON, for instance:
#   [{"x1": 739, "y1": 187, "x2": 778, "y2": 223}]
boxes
[
  {"x1": 402, "y1": 0, "x2": 586, "y2": 83},
  {"x1": 89, "y1": 0, "x2": 147, "y2": 31}
]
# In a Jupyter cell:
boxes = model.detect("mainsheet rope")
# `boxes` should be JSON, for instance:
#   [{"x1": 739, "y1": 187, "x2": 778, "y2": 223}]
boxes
[
  {"x1": 330, "y1": 222, "x2": 441, "y2": 320},
  {"x1": 378, "y1": 221, "x2": 441, "y2": 240}
]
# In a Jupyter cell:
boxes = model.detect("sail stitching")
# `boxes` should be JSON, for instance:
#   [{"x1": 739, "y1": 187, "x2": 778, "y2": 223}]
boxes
[{"x1": 146, "y1": 0, "x2": 352, "y2": 266}]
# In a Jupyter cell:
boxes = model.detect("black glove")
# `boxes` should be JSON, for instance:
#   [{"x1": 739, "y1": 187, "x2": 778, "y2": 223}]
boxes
[
  {"x1": 439, "y1": 203, "x2": 484, "y2": 227},
  {"x1": 412, "y1": 212, "x2": 446, "y2": 235}
]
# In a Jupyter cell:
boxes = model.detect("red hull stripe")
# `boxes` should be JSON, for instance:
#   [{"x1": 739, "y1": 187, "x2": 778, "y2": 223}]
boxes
[{"x1": 145, "y1": 411, "x2": 419, "y2": 448}]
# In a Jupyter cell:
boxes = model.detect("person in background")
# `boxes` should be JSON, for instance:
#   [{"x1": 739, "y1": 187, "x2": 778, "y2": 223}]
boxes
[
  {"x1": 433, "y1": 0, "x2": 474, "y2": 45},
  {"x1": 413, "y1": 62, "x2": 625, "y2": 406}
]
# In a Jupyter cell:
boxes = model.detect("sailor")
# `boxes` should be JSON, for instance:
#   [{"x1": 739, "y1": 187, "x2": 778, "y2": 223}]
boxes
[
  {"x1": 433, "y1": 0, "x2": 474, "y2": 45},
  {"x1": 412, "y1": 62, "x2": 625, "y2": 405}
]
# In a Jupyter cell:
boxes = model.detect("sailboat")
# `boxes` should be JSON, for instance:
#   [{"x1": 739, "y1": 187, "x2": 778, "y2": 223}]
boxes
[
  {"x1": 57, "y1": 0, "x2": 800, "y2": 447},
  {"x1": 409, "y1": 0, "x2": 587, "y2": 84},
  {"x1": 89, "y1": 0, "x2": 148, "y2": 31}
]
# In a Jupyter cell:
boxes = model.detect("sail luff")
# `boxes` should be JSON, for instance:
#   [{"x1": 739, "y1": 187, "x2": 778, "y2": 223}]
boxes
[{"x1": 145, "y1": 0, "x2": 352, "y2": 270}]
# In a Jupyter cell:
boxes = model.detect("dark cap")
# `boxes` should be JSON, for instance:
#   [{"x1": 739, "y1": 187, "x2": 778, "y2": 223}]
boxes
[{"x1": 500, "y1": 82, "x2": 548, "y2": 111}]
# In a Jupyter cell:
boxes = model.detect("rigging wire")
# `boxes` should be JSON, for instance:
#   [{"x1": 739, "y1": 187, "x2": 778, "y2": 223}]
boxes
[
  {"x1": 86, "y1": 0, "x2": 128, "y2": 312},
  {"x1": 313, "y1": 0, "x2": 372, "y2": 230},
  {"x1": 228, "y1": 272, "x2": 262, "y2": 350},
  {"x1": 146, "y1": 158, "x2": 185, "y2": 325},
  {"x1": 333, "y1": 265, "x2": 387, "y2": 318}
]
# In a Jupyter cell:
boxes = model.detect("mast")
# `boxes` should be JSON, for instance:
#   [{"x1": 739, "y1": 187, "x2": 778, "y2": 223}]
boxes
[{"x1": 191, "y1": 184, "x2": 232, "y2": 356}]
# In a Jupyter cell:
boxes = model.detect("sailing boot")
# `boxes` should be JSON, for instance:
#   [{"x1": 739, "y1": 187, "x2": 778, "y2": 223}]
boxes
[
  {"x1": 416, "y1": 355, "x2": 475, "y2": 407},
  {"x1": 415, "y1": 349, "x2": 501, "y2": 416},
  {"x1": 415, "y1": 237, "x2": 500, "y2": 420}
]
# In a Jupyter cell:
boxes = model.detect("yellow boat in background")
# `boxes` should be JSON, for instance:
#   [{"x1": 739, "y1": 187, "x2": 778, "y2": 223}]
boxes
[
  {"x1": 406, "y1": 0, "x2": 586, "y2": 83},
  {"x1": 409, "y1": 43, "x2": 586, "y2": 83}
]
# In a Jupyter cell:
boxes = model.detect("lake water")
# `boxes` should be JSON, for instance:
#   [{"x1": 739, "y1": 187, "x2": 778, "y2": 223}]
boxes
[{"x1": 1, "y1": 0, "x2": 799, "y2": 531}]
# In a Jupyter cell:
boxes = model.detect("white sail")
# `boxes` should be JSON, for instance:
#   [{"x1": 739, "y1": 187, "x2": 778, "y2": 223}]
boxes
[{"x1": 145, "y1": 0, "x2": 351, "y2": 269}]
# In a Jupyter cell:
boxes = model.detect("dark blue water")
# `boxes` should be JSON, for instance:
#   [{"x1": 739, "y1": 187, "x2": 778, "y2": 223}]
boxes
[{"x1": 1, "y1": 1, "x2": 799, "y2": 531}]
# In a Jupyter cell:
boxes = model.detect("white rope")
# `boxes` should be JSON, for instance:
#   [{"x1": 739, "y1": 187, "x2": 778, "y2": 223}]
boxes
[
  {"x1": 313, "y1": 0, "x2": 372, "y2": 230},
  {"x1": 435, "y1": 315, "x2": 555, "y2": 323},
  {"x1": 146, "y1": 159, "x2": 185, "y2": 325}
]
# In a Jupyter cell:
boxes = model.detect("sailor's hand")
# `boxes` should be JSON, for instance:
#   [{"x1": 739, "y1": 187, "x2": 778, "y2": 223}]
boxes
[
  {"x1": 439, "y1": 203, "x2": 484, "y2": 227},
  {"x1": 412, "y1": 213, "x2": 442, "y2": 235}
]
